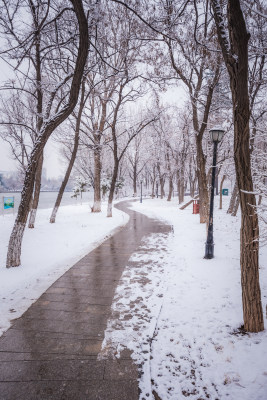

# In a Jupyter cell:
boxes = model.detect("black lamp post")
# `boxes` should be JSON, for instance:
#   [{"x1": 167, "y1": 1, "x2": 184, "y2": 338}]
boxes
[
  {"x1": 140, "y1": 180, "x2": 143, "y2": 203},
  {"x1": 204, "y1": 126, "x2": 225, "y2": 259},
  {"x1": 156, "y1": 181, "x2": 159, "y2": 198}
]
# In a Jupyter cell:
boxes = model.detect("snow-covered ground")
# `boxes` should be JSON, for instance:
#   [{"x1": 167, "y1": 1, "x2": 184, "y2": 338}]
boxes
[
  {"x1": 100, "y1": 197, "x2": 267, "y2": 400},
  {"x1": 0, "y1": 201, "x2": 129, "y2": 336},
  {"x1": 1, "y1": 195, "x2": 266, "y2": 399}
]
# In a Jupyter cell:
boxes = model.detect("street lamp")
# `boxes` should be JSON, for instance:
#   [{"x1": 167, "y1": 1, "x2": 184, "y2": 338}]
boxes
[
  {"x1": 204, "y1": 126, "x2": 225, "y2": 259},
  {"x1": 140, "y1": 180, "x2": 143, "y2": 203}
]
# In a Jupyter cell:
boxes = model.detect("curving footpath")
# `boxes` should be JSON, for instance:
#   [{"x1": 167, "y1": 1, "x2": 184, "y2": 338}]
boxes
[{"x1": 0, "y1": 200, "x2": 170, "y2": 400}]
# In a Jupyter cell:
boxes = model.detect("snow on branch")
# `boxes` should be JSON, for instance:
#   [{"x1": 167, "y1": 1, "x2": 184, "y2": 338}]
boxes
[
  {"x1": 243, "y1": 1, "x2": 267, "y2": 19},
  {"x1": 211, "y1": 0, "x2": 231, "y2": 58}
]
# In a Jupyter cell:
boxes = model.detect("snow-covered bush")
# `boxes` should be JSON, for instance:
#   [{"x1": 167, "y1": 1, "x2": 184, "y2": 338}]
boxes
[{"x1": 71, "y1": 176, "x2": 90, "y2": 199}]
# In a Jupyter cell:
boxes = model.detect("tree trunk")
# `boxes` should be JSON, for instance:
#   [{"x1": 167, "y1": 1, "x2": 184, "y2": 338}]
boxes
[
  {"x1": 6, "y1": 0, "x2": 89, "y2": 268},
  {"x1": 196, "y1": 134, "x2": 209, "y2": 223},
  {"x1": 50, "y1": 80, "x2": 85, "y2": 223},
  {"x1": 107, "y1": 161, "x2": 119, "y2": 218},
  {"x1": 167, "y1": 176, "x2": 173, "y2": 201},
  {"x1": 133, "y1": 164, "x2": 137, "y2": 197},
  {"x1": 92, "y1": 97, "x2": 108, "y2": 212},
  {"x1": 151, "y1": 179, "x2": 155, "y2": 198},
  {"x1": 219, "y1": 174, "x2": 226, "y2": 210},
  {"x1": 92, "y1": 135, "x2": 102, "y2": 212},
  {"x1": 227, "y1": 181, "x2": 238, "y2": 214},
  {"x1": 178, "y1": 169, "x2": 185, "y2": 204},
  {"x1": 28, "y1": 152, "x2": 44, "y2": 228},
  {"x1": 215, "y1": 168, "x2": 219, "y2": 195},
  {"x1": 231, "y1": 193, "x2": 240, "y2": 217},
  {"x1": 160, "y1": 177, "x2": 165, "y2": 199},
  {"x1": 212, "y1": 0, "x2": 263, "y2": 331},
  {"x1": 231, "y1": 3, "x2": 264, "y2": 332},
  {"x1": 7, "y1": 161, "x2": 39, "y2": 267}
]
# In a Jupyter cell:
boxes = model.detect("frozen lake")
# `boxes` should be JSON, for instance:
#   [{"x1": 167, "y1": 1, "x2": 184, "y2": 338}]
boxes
[{"x1": 1, "y1": 191, "x2": 94, "y2": 215}]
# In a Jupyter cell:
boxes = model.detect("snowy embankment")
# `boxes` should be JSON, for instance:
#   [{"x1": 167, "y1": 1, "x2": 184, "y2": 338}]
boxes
[
  {"x1": 100, "y1": 197, "x2": 267, "y2": 400},
  {"x1": 0, "y1": 202, "x2": 129, "y2": 337}
]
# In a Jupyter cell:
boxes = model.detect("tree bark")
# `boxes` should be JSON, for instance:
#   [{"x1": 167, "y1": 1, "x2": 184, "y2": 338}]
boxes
[
  {"x1": 212, "y1": 0, "x2": 264, "y2": 332},
  {"x1": 160, "y1": 177, "x2": 165, "y2": 199},
  {"x1": 107, "y1": 161, "x2": 119, "y2": 218},
  {"x1": 167, "y1": 175, "x2": 173, "y2": 201},
  {"x1": 196, "y1": 134, "x2": 209, "y2": 223},
  {"x1": 215, "y1": 168, "x2": 219, "y2": 195},
  {"x1": 6, "y1": 0, "x2": 89, "y2": 268},
  {"x1": 178, "y1": 169, "x2": 185, "y2": 204},
  {"x1": 133, "y1": 163, "x2": 137, "y2": 196},
  {"x1": 92, "y1": 134, "x2": 102, "y2": 212},
  {"x1": 151, "y1": 180, "x2": 155, "y2": 198},
  {"x1": 231, "y1": 193, "x2": 240, "y2": 217},
  {"x1": 92, "y1": 98, "x2": 108, "y2": 213},
  {"x1": 28, "y1": 152, "x2": 44, "y2": 228},
  {"x1": 219, "y1": 174, "x2": 226, "y2": 210},
  {"x1": 227, "y1": 181, "x2": 238, "y2": 214}
]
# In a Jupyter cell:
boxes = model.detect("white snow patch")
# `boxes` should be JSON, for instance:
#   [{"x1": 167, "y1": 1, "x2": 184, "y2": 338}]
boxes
[{"x1": 0, "y1": 202, "x2": 129, "y2": 336}]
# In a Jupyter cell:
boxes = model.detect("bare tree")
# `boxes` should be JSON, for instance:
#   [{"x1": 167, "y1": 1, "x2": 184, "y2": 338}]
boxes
[
  {"x1": 127, "y1": 134, "x2": 149, "y2": 197},
  {"x1": 211, "y1": 0, "x2": 264, "y2": 332},
  {"x1": 5, "y1": 0, "x2": 89, "y2": 268}
]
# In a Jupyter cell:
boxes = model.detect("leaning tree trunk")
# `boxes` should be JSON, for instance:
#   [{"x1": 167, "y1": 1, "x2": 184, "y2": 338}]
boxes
[
  {"x1": 92, "y1": 135, "x2": 102, "y2": 212},
  {"x1": 6, "y1": 0, "x2": 89, "y2": 268},
  {"x1": 196, "y1": 135, "x2": 209, "y2": 223},
  {"x1": 167, "y1": 175, "x2": 173, "y2": 201},
  {"x1": 219, "y1": 174, "x2": 226, "y2": 210},
  {"x1": 212, "y1": 0, "x2": 263, "y2": 332},
  {"x1": 180, "y1": 194, "x2": 199, "y2": 210},
  {"x1": 231, "y1": 193, "x2": 240, "y2": 217},
  {"x1": 50, "y1": 147, "x2": 78, "y2": 224},
  {"x1": 107, "y1": 161, "x2": 119, "y2": 218},
  {"x1": 28, "y1": 152, "x2": 44, "y2": 228},
  {"x1": 50, "y1": 80, "x2": 85, "y2": 223},
  {"x1": 227, "y1": 181, "x2": 238, "y2": 214},
  {"x1": 92, "y1": 98, "x2": 107, "y2": 212}
]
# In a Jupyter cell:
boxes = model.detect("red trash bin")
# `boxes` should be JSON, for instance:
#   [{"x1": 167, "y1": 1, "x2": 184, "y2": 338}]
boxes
[{"x1": 193, "y1": 200, "x2": 199, "y2": 214}]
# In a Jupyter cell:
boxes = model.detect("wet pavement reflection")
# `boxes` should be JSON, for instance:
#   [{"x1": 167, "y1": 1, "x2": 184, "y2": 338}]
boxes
[{"x1": 0, "y1": 200, "x2": 170, "y2": 400}]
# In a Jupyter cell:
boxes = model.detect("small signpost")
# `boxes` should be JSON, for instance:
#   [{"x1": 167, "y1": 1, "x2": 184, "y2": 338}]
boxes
[
  {"x1": 4, "y1": 196, "x2": 14, "y2": 209},
  {"x1": 3, "y1": 196, "x2": 15, "y2": 215},
  {"x1": 222, "y1": 189, "x2": 229, "y2": 196}
]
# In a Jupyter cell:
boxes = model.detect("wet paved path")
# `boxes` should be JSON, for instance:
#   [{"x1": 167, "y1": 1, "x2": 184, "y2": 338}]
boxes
[{"x1": 0, "y1": 201, "x2": 170, "y2": 400}]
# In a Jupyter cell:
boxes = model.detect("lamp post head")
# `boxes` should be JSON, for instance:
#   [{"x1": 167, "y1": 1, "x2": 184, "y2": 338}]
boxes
[{"x1": 209, "y1": 126, "x2": 225, "y2": 143}]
